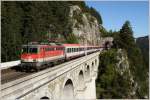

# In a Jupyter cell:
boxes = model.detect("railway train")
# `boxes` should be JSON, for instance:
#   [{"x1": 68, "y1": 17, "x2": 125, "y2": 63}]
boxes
[{"x1": 20, "y1": 42, "x2": 103, "y2": 71}]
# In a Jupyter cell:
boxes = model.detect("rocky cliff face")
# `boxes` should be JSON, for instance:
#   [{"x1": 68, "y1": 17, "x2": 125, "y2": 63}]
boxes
[
  {"x1": 116, "y1": 49, "x2": 137, "y2": 97},
  {"x1": 67, "y1": 5, "x2": 102, "y2": 45}
]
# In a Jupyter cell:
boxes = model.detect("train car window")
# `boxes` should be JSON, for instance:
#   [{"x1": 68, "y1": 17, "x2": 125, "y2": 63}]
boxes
[
  {"x1": 67, "y1": 48, "x2": 69, "y2": 52},
  {"x1": 46, "y1": 48, "x2": 48, "y2": 51},
  {"x1": 69, "y1": 48, "x2": 71, "y2": 53}
]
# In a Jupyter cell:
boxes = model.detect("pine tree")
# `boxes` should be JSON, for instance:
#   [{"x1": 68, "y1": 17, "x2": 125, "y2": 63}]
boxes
[{"x1": 118, "y1": 21, "x2": 135, "y2": 49}]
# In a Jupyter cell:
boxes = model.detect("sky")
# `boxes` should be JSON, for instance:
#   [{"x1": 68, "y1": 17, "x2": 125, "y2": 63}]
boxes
[{"x1": 85, "y1": 1, "x2": 149, "y2": 38}]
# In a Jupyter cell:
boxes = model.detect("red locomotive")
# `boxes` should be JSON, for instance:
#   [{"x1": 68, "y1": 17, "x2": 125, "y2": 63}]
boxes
[{"x1": 20, "y1": 42, "x2": 102, "y2": 71}]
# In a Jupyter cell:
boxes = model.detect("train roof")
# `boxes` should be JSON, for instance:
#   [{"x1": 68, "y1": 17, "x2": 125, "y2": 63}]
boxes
[
  {"x1": 63, "y1": 44, "x2": 81, "y2": 46},
  {"x1": 22, "y1": 42, "x2": 100, "y2": 48},
  {"x1": 22, "y1": 42, "x2": 64, "y2": 47},
  {"x1": 22, "y1": 44, "x2": 64, "y2": 48}
]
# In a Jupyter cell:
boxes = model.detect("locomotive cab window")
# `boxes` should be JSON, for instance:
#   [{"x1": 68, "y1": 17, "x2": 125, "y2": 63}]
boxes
[
  {"x1": 29, "y1": 48, "x2": 38, "y2": 53},
  {"x1": 22, "y1": 47, "x2": 28, "y2": 53}
]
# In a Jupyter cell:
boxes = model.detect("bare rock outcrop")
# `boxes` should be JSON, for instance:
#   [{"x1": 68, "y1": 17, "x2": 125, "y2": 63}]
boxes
[{"x1": 68, "y1": 5, "x2": 102, "y2": 45}]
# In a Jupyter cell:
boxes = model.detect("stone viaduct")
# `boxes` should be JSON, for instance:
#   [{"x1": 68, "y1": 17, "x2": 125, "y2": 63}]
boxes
[{"x1": 1, "y1": 51, "x2": 101, "y2": 100}]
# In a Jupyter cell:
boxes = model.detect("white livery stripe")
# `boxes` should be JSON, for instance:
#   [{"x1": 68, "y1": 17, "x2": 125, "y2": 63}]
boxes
[{"x1": 22, "y1": 55, "x2": 65, "y2": 63}]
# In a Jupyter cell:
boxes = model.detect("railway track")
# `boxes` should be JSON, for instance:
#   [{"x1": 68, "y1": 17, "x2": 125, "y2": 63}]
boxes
[
  {"x1": 1, "y1": 53, "x2": 94, "y2": 84},
  {"x1": 1, "y1": 69, "x2": 32, "y2": 84}
]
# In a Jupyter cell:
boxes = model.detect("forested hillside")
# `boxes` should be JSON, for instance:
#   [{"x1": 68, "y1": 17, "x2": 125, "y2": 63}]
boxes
[
  {"x1": 96, "y1": 21, "x2": 149, "y2": 98},
  {"x1": 136, "y1": 36, "x2": 149, "y2": 71},
  {"x1": 2, "y1": 1, "x2": 102, "y2": 62}
]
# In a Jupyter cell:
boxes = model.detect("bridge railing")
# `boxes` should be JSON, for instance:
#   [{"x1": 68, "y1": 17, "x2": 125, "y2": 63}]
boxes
[{"x1": 1, "y1": 60, "x2": 21, "y2": 70}]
